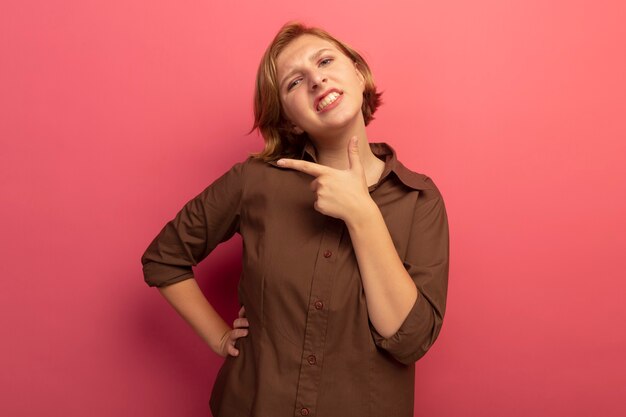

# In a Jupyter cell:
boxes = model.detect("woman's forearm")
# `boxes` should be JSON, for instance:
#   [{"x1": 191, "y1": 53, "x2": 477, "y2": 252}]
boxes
[
  {"x1": 157, "y1": 278, "x2": 231, "y2": 354},
  {"x1": 345, "y1": 201, "x2": 419, "y2": 339}
]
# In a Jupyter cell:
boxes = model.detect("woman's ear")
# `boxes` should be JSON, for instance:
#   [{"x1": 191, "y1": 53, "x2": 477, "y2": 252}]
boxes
[{"x1": 292, "y1": 125, "x2": 304, "y2": 134}]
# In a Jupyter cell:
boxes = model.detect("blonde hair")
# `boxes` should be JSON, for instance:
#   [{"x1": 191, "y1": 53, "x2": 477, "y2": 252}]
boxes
[{"x1": 248, "y1": 21, "x2": 383, "y2": 161}]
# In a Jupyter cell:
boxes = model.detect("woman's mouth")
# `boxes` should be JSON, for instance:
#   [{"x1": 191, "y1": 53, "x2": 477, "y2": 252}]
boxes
[{"x1": 317, "y1": 92, "x2": 343, "y2": 112}]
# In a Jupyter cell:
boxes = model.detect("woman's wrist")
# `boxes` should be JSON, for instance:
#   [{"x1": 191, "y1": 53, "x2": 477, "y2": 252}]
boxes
[{"x1": 344, "y1": 198, "x2": 380, "y2": 231}]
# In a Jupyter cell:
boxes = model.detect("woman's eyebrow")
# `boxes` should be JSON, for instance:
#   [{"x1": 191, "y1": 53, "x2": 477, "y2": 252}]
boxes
[{"x1": 280, "y1": 48, "x2": 334, "y2": 88}]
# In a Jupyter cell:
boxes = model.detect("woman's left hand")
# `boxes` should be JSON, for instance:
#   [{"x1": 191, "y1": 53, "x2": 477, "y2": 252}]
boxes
[{"x1": 277, "y1": 136, "x2": 374, "y2": 222}]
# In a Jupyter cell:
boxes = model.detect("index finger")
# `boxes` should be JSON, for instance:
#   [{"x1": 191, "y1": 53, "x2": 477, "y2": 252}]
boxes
[{"x1": 276, "y1": 158, "x2": 332, "y2": 177}]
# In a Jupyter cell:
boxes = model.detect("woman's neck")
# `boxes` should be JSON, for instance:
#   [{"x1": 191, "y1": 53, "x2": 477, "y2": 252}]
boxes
[{"x1": 310, "y1": 128, "x2": 385, "y2": 187}]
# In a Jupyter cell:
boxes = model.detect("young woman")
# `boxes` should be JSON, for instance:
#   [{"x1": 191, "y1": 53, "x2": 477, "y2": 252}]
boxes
[{"x1": 141, "y1": 21, "x2": 449, "y2": 417}]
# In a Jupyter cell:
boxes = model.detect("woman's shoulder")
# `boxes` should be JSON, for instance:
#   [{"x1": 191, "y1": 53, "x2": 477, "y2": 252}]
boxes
[
  {"x1": 239, "y1": 154, "x2": 281, "y2": 174},
  {"x1": 214, "y1": 155, "x2": 285, "y2": 190},
  {"x1": 218, "y1": 155, "x2": 274, "y2": 174}
]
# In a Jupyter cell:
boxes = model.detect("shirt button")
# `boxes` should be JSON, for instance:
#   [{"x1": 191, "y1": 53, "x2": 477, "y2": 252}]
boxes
[
  {"x1": 323, "y1": 250, "x2": 332, "y2": 258},
  {"x1": 307, "y1": 354, "x2": 316, "y2": 365},
  {"x1": 300, "y1": 407, "x2": 310, "y2": 415},
  {"x1": 314, "y1": 300, "x2": 323, "y2": 310}
]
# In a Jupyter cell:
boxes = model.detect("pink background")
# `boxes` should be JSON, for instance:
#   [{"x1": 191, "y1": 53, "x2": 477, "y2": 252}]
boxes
[{"x1": 1, "y1": 1, "x2": 625, "y2": 416}]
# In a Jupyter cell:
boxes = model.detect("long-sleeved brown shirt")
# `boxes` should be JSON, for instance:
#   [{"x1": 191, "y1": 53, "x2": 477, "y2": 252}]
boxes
[{"x1": 141, "y1": 141, "x2": 450, "y2": 417}]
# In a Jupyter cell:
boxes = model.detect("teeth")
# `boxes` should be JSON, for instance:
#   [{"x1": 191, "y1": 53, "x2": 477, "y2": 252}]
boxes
[{"x1": 317, "y1": 92, "x2": 341, "y2": 111}]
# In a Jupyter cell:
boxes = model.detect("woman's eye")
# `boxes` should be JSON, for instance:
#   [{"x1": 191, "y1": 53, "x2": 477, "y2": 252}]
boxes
[
  {"x1": 287, "y1": 79, "x2": 301, "y2": 90},
  {"x1": 320, "y1": 58, "x2": 333, "y2": 66},
  {"x1": 287, "y1": 58, "x2": 333, "y2": 91}
]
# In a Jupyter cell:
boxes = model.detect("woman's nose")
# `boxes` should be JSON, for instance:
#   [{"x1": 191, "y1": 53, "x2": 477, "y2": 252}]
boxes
[{"x1": 310, "y1": 72, "x2": 327, "y2": 90}]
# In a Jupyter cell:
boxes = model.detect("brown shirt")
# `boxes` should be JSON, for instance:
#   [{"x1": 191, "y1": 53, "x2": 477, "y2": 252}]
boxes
[{"x1": 141, "y1": 141, "x2": 450, "y2": 417}]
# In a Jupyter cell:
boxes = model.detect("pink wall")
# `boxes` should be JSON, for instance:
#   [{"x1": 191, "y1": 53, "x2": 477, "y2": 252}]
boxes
[{"x1": 1, "y1": 1, "x2": 625, "y2": 416}]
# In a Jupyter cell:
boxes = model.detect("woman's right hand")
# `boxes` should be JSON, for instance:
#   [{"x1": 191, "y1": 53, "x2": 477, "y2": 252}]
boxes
[{"x1": 217, "y1": 304, "x2": 249, "y2": 358}]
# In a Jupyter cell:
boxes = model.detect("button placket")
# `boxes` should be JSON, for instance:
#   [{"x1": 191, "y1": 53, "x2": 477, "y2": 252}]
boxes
[{"x1": 293, "y1": 217, "x2": 345, "y2": 417}]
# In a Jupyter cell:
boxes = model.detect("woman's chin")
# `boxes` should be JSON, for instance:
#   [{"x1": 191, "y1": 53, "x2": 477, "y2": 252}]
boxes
[{"x1": 315, "y1": 109, "x2": 363, "y2": 132}]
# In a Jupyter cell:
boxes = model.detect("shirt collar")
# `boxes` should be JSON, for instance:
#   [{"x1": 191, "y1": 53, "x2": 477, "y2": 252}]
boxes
[{"x1": 267, "y1": 140, "x2": 432, "y2": 191}]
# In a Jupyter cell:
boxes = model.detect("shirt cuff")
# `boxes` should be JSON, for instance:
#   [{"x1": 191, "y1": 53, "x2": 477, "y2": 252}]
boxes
[
  {"x1": 142, "y1": 264, "x2": 195, "y2": 288},
  {"x1": 369, "y1": 288, "x2": 436, "y2": 366}
]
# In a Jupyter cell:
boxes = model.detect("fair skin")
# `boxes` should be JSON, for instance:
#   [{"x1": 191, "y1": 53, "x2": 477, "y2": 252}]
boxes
[
  {"x1": 157, "y1": 279, "x2": 249, "y2": 357},
  {"x1": 275, "y1": 34, "x2": 419, "y2": 338}
]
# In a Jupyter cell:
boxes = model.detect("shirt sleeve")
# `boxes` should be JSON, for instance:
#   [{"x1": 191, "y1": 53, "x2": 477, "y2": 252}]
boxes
[
  {"x1": 369, "y1": 178, "x2": 450, "y2": 366},
  {"x1": 140, "y1": 161, "x2": 245, "y2": 287}
]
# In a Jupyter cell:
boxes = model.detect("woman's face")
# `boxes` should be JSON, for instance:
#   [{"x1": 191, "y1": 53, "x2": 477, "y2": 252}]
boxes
[{"x1": 275, "y1": 34, "x2": 366, "y2": 139}]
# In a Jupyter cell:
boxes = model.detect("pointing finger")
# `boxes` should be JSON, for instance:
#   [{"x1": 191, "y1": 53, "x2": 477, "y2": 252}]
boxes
[{"x1": 276, "y1": 158, "x2": 332, "y2": 177}]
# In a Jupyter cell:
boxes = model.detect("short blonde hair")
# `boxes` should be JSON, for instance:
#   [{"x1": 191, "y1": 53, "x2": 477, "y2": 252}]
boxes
[{"x1": 248, "y1": 21, "x2": 383, "y2": 161}]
